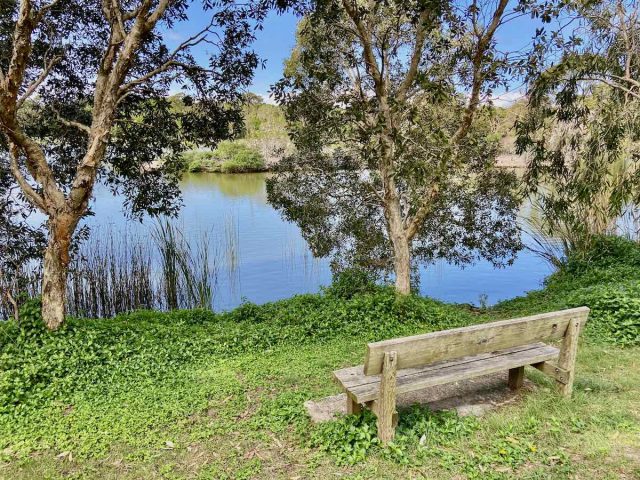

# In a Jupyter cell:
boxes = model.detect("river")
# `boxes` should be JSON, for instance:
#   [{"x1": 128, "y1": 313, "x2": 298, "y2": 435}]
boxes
[{"x1": 84, "y1": 172, "x2": 553, "y2": 311}]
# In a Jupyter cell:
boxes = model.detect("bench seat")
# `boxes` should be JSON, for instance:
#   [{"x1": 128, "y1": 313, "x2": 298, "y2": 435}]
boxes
[{"x1": 334, "y1": 342, "x2": 559, "y2": 404}]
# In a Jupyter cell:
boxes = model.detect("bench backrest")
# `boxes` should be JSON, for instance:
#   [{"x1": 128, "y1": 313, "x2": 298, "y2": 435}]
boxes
[{"x1": 363, "y1": 307, "x2": 589, "y2": 375}]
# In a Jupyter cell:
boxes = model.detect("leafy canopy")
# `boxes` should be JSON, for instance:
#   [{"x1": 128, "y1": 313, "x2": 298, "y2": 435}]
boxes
[{"x1": 268, "y1": 1, "x2": 523, "y2": 278}]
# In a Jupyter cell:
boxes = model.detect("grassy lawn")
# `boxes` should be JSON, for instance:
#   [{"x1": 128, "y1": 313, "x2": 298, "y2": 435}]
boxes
[{"x1": 1, "y1": 237, "x2": 639, "y2": 479}]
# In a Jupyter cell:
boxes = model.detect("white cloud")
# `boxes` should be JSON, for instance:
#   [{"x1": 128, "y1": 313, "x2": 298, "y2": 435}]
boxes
[
  {"x1": 488, "y1": 89, "x2": 526, "y2": 107},
  {"x1": 258, "y1": 92, "x2": 279, "y2": 105}
]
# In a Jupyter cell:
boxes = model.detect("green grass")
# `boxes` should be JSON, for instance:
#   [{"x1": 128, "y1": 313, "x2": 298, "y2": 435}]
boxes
[{"x1": 1, "y1": 236, "x2": 639, "y2": 479}]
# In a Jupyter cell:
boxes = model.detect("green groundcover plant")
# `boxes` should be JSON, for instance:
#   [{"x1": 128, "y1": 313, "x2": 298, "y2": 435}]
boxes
[{"x1": 0, "y1": 235, "x2": 638, "y2": 478}]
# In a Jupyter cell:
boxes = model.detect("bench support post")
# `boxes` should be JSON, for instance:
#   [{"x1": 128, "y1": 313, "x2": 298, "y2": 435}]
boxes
[
  {"x1": 346, "y1": 395, "x2": 361, "y2": 415},
  {"x1": 508, "y1": 366, "x2": 525, "y2": 390},
  {"x1": 377, "y1": 351, "x2": 398, "y2": 444},
  {"x1": 531, "y1": 361, "x2": 569, "y2": 384},
  {"x1": 557, "y1": 319, "x2": 582, "y2": 397}
]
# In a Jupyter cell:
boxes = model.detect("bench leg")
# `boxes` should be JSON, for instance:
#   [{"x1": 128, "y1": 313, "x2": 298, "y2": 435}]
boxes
[
  {"x1": 557, "y1": 319, "x2": 582, "y2": 397},
  {"x1": 377, "y1": 351, "x2": 398, "y2": 444},
  {"x1": 508, "y1": 366, "x2": 525, "y2": 390},
  {"x1": 346, "y1": 395, "x2": 361, "y2": 415}
]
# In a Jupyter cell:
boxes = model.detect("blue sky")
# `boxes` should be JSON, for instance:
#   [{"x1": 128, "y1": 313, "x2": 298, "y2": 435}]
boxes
[{"x1": 165, "y1": 4, "x2": 549, "y2": 105}]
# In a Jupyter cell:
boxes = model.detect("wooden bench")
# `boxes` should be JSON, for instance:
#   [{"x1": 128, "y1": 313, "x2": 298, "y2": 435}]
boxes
[{"x1": 333, "y1": 307, "x2": 589, "y2": 443}]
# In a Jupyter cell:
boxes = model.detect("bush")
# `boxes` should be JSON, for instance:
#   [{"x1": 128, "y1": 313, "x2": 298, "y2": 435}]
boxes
[
  {"x1": 213, "y1": 141, "x2": 266, "y2": 173},
  {"x1": 323, "y1": 268, "x2": 379, "y2": 299},
  {"x1": 561, "y1": 235, "x2": 640, "y2": 274},
  {"x1": 180, "y1": 142, "x2": 266, "y2": 173},
  {"x1": 566, "y1": 283, "x2": 640, "y2": 346},
  {"x1": 180, "y1": 150, "x2": 217, "y2": 172}
]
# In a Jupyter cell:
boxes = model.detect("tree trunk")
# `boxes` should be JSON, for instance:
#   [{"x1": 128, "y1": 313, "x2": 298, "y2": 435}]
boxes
[
  {"x1": 386, "y1": 199, "x2": 412, "y2": 295},
  {"x1": 390, "y1": 229, "x2": 411, "y2": 295},
  {"x1": 41, "y1": 218, "x2": 74, "y2": 330}
]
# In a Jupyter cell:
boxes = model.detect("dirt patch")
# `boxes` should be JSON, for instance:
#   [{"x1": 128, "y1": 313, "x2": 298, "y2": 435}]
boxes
[{"x1": 305, "y1": 371, "x2": 535, "y2": 422}]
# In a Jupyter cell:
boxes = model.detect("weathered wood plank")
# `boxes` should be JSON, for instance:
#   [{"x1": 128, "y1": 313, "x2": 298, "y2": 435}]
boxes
[
  {"x1": 335, "y1": 343, "x2": 552, "y2": 390},
  {"x1": 376, "y1": 351, "x2": 397, "y2": 444},
  {"x1": 557, "y1": 318, "x2": 584, "y2": 397},
  {"x1": 346, "y1": 396, "x2": 361, "y2": 415},
  {"x1": 531, "y1": 361, "x2": 569, "y2": 385},
  {"x1": 345, "y1": 344, "x2": 559, "y2": 403},
  {"x1": 508, "y1": 366, "x2": 525, "y2": 390},
  {"x1": 364, "y1": 307, "x2": 589, "y2": 374}
]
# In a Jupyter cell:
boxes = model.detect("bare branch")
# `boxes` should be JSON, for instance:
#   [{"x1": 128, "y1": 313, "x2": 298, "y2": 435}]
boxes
[
  {"x1": 56, "y1": 114, "x2": 91, "y2": 133},
  {"x1": 119, "y1": 21, "x2": 216, "y2": 94},
  {"x1": 146, "y1": 0, "x2": 170, "y2": 27},
  {"x1": 16, "y1": 55, "x2": 62, "y2": 108},
  {"x1": 5, "y1": 0, "x2": 38, "y2": 100},
  {"x1": 38, "y1": 0, "x2": 62, "y2": 16},
  {"x1": 397, "y1": 9, "x2": 431, "y2": 101},
  {"x1": 451, "y1": 0, "x2": 509, "y2": 146}
]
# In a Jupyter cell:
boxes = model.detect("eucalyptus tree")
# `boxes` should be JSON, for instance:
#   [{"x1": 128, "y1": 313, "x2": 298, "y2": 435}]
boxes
[
  {"x1": 0, "y1": 0, "x2": 286, "y2": 329},
  {"x1": 517, "y1": 0, "x2": 640, "y2": 256},
  {"x1": 268, "y1": 0, "x2": 525, "y2": 293}
]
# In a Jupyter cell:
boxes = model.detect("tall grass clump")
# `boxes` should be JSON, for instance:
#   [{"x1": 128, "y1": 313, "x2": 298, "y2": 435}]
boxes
[
  {"x1": 67, "y1": 231, "x2": 156, "y2": 318},
  {"x1": 0, "y1": 266, "x2": 39, "y2": 321},
  {"x1": 0, "y1": 222, "x2": 219, "y2": 321},
  {"x1": 152, "y1": 220, "x2": 216, "y2": 310}
]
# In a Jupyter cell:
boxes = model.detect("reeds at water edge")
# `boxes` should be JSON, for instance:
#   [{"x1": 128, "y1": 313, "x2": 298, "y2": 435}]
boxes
[{"x1": 1, "y1": 220, "x2": 219, "y2": 320}]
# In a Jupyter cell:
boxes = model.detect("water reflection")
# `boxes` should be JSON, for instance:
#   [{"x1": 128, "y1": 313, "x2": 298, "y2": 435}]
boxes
[
  {"x1": 85, "y1": 172, "x2": 553, "y2": 311},
  {"x1": 183, "y1": 172, "x2": 267, "y2": 200}
]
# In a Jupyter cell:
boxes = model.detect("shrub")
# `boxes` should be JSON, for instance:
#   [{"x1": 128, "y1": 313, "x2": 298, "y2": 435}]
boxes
[
  {"x1": 180, "y1": 150, "x2": 217, "y2": 172},
  {"x1": 180, "y1": 142, "x2": 266, "y2": 173},
  {"x1": 322, "y1": 268, "x2": 379, "y2": 299},
  {"x1": 561, "y1": 235, "x2": 640, "y2": 274},
  {"x1": 566, "y1": 283, "x2": 640, "y2": 346},
  {"x1": 213, "y1": 141, "x2": 265, "y2": 173}
]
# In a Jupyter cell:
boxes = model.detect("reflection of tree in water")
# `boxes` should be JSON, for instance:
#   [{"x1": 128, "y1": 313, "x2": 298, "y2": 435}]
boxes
[{"x1": 181, "y1": 173, "x2": 267, "y2": 201}]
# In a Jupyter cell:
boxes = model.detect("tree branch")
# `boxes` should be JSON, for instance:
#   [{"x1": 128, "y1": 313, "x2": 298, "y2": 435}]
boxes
[
  {"x1": 342, "y1": 0, "x2": 383, "y2": 89},
  {"x1": 397, "y1": 9, "x2": 431, "y2": 101},
  {"x1": 451, "y1": 0, "x2": 509, "y2": 146},
  {"x1": 118, "y1": 22, "x2": 214, "y2": 94},
  {"x1": 16, "y1": 55, "x2": 62, "y2": 108},
  {"x1": 56, "y1": 114, "x2": 91, "y2": 133},
  {"x1": 7, "y1": 144, "x2": 48, "y2": 213}
]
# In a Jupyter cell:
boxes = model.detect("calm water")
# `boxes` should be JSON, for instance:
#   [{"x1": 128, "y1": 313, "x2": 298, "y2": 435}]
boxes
[{"x1": 85, "y1": 172, "x2": 553, "y2": 311}]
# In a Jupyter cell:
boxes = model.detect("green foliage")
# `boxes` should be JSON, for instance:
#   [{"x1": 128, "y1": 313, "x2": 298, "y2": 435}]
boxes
[
  {"x1": 500, "y1": 235, "x2": 640, "y2": 347},
  {"x1": 2, "y1": 236, "x2": 640, "y2": 478},
  {"x1": 213, "y1": 141, "x2": 266, "y2": 173},
  {"x1": 517, "y1": 2, "x2": 640, "y2": 261},
  {"x1": 561, "y1": 235, "x2": 640, "y2": 275},
  {"x1": 309, "y1": 411, "x2": 379, "y2": 465},
  {"x1": 241, "y1": 97, "x2": 288, "y2": 141},
  {"x1": 0, "y1": 289, "x2": 468, "y2": 417},
  {"x1": 182, "y1": 141, "x2": 266, "y2": 173},
  {"x1": 566, "y1": 283, "x2": 640, "y2": 346},
  {"x1": 322, "y1": 268, "x2": 379, "y2": 300},
  {"x1": 180, "y1": 150, "x2": 217, "y2": 172}
]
